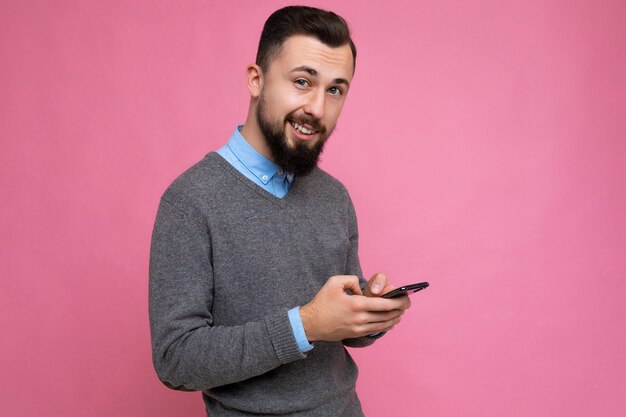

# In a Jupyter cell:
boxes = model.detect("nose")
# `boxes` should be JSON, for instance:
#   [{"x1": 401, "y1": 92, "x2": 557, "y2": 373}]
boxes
[{"x1": 303, "y1": 89, "x2": 325, "y2": 120}]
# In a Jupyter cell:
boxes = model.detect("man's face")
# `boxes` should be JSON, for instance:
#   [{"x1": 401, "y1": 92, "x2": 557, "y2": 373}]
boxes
[{"x1": 256, "y1": 35, "x2": 354, "y2": 175}]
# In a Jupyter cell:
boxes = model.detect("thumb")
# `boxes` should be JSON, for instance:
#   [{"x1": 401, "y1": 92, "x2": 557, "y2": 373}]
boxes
[{"x1": 367, "y1": 272, "x2": 387, "y2": 296}]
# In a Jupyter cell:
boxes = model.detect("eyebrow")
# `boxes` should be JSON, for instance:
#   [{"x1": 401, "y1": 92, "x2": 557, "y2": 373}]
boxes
[{"x1": 290, "y1": 65, "x2": 350, "y2": 88}]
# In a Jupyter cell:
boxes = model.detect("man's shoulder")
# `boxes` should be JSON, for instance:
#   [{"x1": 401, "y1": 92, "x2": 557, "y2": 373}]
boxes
[
  {"x1": 307, "y1": 167, "x2": 350, "y2": 198},
  {"x1": 160, "y1": 153, "x2": 226, "y2": 208}
]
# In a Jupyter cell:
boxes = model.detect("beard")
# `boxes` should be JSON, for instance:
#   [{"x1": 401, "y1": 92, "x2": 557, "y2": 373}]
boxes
[{"x1": 256, "y1": 95, "x2": 333, "y2": 176}]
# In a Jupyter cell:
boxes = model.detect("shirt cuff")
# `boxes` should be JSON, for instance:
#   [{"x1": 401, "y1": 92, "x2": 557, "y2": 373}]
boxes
[{"x1": 288, "y1": 306, "x2": 314, "y2": 353}]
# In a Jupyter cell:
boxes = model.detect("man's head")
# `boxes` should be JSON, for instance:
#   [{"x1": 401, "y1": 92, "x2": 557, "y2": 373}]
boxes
[
  {"x1": 243, "y1": 6, "x2": 356, "y2": 176},
  {"x1": 256, "y1": 6, "x2": 357, "y2": 74}
]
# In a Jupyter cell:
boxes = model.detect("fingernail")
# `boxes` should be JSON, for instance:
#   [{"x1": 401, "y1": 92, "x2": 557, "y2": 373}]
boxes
[{"x1": 372, "y1": 283, "x2": 381, "y2": 293}]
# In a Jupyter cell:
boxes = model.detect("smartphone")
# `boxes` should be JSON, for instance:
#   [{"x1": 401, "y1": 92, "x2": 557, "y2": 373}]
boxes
[{"x1": 381, "y1": 282, "x2": 429, "y2": 298}]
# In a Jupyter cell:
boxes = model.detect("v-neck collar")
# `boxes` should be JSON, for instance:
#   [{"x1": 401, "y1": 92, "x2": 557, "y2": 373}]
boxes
[{"x1": 209, "y1": 152, "x2": 304, "y2": 208}]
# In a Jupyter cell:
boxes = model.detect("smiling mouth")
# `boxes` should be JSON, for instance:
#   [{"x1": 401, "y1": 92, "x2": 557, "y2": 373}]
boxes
[{"x1": 290, "y1": 121, "x2": 319, "y2": 136}]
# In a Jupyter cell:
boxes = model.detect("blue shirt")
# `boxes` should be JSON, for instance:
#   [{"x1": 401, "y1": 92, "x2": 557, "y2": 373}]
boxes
[
  {"x1": 217, "y1": 126, "x2": 314, "y2": 353},
  {"x1": 217, "y1": 126, "x2": 295, "y2": 197}
]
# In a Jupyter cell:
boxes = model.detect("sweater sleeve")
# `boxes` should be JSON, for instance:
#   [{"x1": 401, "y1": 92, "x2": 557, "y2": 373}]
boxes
[
  {"x1": 341, "y1": 191, "x2": 381, "y2": 348},
  {"x1": 149, "y1": 198, "x2": 305, "y2": 391}
]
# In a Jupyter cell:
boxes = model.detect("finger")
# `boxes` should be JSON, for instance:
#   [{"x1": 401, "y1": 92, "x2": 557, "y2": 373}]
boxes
[
  {"x1": 357, "y1": 316, "x2": 402, "y2": 335},
  {"x1": 379, "y1": 294, "x2": 412, "y2": 310},
  {"x1": 336, "y1": 275, "x2": 363, "y2": 296},
  {"x1": 356, "y1": 295, "x2": 410, "y2": 312},
  {"x1": 380, "y1": 284, "x2": 396, "y2": 295},
  {"x1": 362, "y1": 309, "x2": 404, "y2": 324},
  {"x1": 397, "y1": 295, "x2": 412, "y2": 310},
  {"x1": 367, "y1": 272, "x2": 387, "y2": 295}
]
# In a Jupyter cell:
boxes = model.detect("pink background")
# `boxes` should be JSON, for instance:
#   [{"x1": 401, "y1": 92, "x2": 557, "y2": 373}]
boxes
[{"x1": 2, "y1": 1, "x2": 625, "y2": 416}]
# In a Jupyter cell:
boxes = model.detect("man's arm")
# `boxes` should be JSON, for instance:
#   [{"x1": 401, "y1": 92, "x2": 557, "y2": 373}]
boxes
[{"x1": 149, "y1": 198, "x2": 305, "y2": 391}]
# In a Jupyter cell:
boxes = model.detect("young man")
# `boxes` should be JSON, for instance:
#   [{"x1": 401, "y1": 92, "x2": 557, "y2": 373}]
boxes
[{"x1": 149, "y1": 6, "x2": 411, "y2": 416}]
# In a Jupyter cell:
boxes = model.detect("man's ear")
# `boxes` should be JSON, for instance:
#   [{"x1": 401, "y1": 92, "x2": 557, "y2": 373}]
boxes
[{"x1": 246, "y1": 64, "x2": 263, "y2": 98}]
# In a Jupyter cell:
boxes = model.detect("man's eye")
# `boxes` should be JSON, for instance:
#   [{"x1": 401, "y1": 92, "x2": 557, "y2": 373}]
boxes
[
  {"x1": 328, "y1": 86, "x2": 343, "y2": 96},
  {"x1": 295, "y1": 79, "x2": 309, "y2": 88}
]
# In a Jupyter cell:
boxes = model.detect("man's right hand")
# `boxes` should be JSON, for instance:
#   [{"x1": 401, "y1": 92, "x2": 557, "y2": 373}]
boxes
[{"x1": 299, "y1": 275, "x2": 410, "y2": 342}]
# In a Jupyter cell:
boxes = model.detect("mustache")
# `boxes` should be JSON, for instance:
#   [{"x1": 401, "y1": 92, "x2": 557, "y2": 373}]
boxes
[{"x1": 286, "y1": 113, "x2": 326, "y2": 134}]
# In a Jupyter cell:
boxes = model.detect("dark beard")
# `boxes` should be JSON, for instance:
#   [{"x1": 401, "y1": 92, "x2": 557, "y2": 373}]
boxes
[{"x1": 256, "y1": 96, "x2": 332, "y2": 176}]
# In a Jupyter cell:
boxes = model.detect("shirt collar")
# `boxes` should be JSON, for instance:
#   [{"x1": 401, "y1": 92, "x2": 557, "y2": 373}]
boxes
[{"x1": 227, "y1": 126, "x2": 294, "y2": 185}]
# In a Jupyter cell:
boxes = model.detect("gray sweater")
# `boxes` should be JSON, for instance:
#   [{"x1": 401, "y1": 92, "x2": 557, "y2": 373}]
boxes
[{"x1": 149, "y1": 153, "x2": 376, "y2": 416}]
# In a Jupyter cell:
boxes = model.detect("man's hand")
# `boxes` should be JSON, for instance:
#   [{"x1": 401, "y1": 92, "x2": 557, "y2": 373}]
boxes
[{"x1": 299, "y1": 274, "x2": 411, "y2": 342}]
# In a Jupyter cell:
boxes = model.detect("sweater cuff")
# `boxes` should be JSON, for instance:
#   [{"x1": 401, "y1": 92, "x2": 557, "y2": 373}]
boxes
[{"x1": 264, "y1": 309, "x2": 307, "y2": 363}]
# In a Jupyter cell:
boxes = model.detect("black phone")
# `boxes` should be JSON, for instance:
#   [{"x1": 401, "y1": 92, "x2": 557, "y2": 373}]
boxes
[{"x1": 381, "y1": 282, "x2": 429, "y2": 298}]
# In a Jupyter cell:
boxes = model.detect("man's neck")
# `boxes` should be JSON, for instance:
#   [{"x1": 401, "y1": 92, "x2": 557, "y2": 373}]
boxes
[{"x1": 239, "y1": 120, "x2": 274, "y2": 162}]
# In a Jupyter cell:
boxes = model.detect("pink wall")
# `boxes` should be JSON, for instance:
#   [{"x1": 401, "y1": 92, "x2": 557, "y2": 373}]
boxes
[{"x1": 1, "y1": 1, "x2": 625, "y2": 416}]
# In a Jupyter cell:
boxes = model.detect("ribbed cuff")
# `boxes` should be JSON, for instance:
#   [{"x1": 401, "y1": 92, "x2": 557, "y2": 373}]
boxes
[{"x1": 264, "y1": 309, "x2": 307, "y2": 363}]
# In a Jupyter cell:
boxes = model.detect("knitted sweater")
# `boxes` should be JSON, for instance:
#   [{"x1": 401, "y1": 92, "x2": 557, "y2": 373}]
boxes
[{"x1": 149, "y1": 152, "x2": 376, "y2": 416}]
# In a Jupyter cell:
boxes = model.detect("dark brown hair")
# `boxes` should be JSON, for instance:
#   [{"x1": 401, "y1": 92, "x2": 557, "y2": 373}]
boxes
[{"x1": 255, "y1": 6, "x2": 357, "y2": 72}]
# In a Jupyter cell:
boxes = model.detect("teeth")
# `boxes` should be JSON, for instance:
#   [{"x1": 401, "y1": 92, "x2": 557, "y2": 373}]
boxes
[{"x1": 292, "y1": 122, "x2": 315, "y2": 135}]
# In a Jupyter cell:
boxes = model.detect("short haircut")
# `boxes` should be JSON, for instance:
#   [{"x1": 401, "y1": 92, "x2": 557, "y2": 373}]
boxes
[{"x1": 256, "y1": 6, "x2": 357, "y2": 72}]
